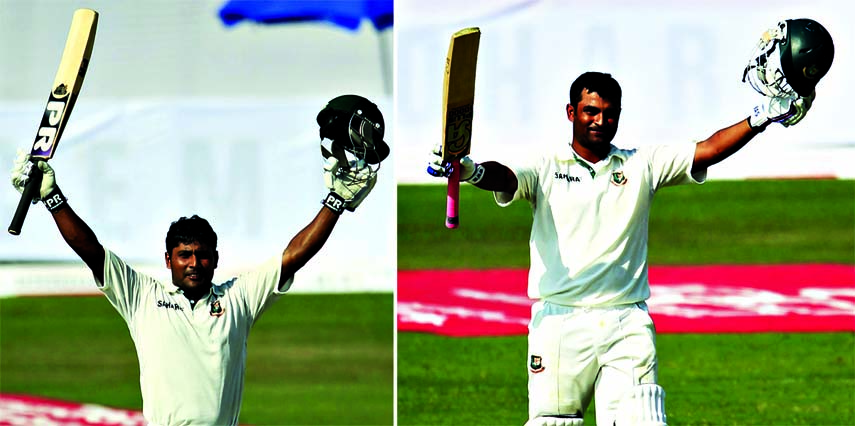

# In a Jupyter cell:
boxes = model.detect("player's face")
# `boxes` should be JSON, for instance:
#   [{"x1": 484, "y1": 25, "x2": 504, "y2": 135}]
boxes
[
  {"x1": 165, "y1": 241, "x2": 218, "y2": 294},
  {"x1": 567, "y1": 89, "x2": 620, "y2": 155}
]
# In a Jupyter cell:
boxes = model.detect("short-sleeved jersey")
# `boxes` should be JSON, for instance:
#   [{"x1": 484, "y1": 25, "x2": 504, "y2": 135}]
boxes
[
  {"x1": 495, "y1": 143, "x2": 705, "y2": 307},
  {"x1": 97, "y1": 249, "x2": 292, "y2": 426}
]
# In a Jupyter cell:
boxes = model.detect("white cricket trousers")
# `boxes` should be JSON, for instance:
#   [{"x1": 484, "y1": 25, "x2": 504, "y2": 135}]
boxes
[{"x1": 527, "y1": 300, "x2": 659, "y2": 426}]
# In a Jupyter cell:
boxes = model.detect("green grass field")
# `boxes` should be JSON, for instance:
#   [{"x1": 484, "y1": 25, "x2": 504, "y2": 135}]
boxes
[
  {"x1": 397, "y1": 180, "x2": 855, "y2": 425},
  {"x1": 0, "y1": 292, "x2": 393, "y2": 425}
]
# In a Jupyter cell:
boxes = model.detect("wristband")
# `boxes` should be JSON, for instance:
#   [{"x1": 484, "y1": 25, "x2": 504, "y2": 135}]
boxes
[
  {"x1": 322, "y1": 192, "x2": 346, "y2": 215},
  {"x1": 747, "y1": 116, "x2": 768, "y2": 132},
  {"x1": 463, "y1": 164, "x2": 485, "y2": 184},
  {"x1": 43, "y1": 187, "x2": 68, "y2": 212}
]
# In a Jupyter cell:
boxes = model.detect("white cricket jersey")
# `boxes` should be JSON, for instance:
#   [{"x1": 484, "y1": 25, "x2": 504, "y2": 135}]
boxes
[
  {"x1": 96, "y1": 249, "x2": 292, "y2": 426},
  {"x1": 495, "y1": 143, "x2": 705, "y2": 307}
]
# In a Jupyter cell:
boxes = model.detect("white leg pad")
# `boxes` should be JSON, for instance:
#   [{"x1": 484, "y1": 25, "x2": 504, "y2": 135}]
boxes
[
  {"x1": 524, "y1": 416, "x2": 585, "y2": 426},
  {"x1": 615, "y1": 384, "x2": 667, "y2": 426}
]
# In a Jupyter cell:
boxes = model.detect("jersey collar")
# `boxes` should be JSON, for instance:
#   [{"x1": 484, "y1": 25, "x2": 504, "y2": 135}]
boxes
[
  {"x1": 166, "y1": 282, "x2": 183, "y2": 295},
  {"x1": 558, "y1": 142, "x2": 627, "y2": 162},
  {"x1": 558, "y1": 143, "x2": 628, "y2": 178},
  {"x1": 165, "y1": 281, "x2": 224, "y2": 298}
]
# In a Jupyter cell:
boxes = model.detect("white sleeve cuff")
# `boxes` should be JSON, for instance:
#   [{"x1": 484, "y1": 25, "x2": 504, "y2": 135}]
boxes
[
  {"x1": 275, "y1": 275, "x2": 294, "y2": 294},
  {"x1": 493, "y1": 189, "x2": 518, "y2": 207},
  {"x1": 690, "y1": 167, "x2": 707, "y2": 184}
]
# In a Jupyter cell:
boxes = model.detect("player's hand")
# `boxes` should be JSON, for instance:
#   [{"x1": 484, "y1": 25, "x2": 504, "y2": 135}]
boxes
[
  {"x1": 323, "y1": 157, "x2": 377, "y2": 213},
  {"x1": 426, "y1": 143, "x2": 478, "y2": 181},
  {"x1": 748, "y1": 91, "x2": 815, "y2": 130},
  {"x1": 781, "y1": 91, "x2": 815, "y2": 127},
  {"x1": 10, "y1": 150, "x2": 57, "y2": 200},
  {"x1": 426, "y1": 143, "x2": 450, "y2": 177}
]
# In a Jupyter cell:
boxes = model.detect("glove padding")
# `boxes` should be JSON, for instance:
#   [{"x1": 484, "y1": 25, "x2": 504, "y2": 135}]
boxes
[
  {"x1": 323, "y1": 157, "x2": 377, "y2": 212},
  {"x1": 10, "y1": 150, "x2": 57, "y2": 201},
  {"x1": 748, "y1": 91, "x2": 815, "y2": 130},
  {"x1": 782, "y1": 91, "x2": 814, "y2": 127},
  {"x1": 426, "y1": 143, "x2": 482, "y2": 183}
]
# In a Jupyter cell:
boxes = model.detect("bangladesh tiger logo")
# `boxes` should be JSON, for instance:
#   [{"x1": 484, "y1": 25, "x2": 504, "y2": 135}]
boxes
[
  {"x1": 210, "y1": 300, "x2": 225, "y2": 317},
  {"x1": 611, "y1": 170, "x2": 627, "y2": 186},
  {"x1": 530, "y1": 355, "x2": 545, "y2": 373}
]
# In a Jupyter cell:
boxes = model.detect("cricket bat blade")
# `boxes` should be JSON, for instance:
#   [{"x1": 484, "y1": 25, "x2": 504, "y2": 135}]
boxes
[
  {"x1": 8, "y1": 8, "x2": 97, "y2": 235},
  {"x1": 441, "y1": 27, "x2": 480, "y2": 229}
]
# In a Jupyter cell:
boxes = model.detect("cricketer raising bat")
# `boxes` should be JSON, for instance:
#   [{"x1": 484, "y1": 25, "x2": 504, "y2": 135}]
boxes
[
  {"x1": 9, "y1": 9, "x2": 98, "y2": 235},
  {"x1": 441, "y1": 27, "x2": 480, "y2": 229}
]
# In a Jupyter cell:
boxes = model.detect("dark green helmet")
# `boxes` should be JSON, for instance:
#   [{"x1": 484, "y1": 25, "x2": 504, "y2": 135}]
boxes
[
  {"x1": 780, "y1": 19, "x2": 834, "y2": 97},
  {"x1": 317, "y1": 94, "x2": 389, "y2": 165}
]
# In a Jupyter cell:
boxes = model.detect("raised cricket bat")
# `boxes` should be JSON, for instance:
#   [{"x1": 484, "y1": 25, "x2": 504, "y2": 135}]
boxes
[
  {"x1": 441, "y1": 27, "x2": 480, "y2": 229},
  {"x1": 8, "y1": 9, "x2": 98, "y2": 235}
]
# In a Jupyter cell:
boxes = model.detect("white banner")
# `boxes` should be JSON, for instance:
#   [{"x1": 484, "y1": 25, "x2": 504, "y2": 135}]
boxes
[{"x1": 0, "y1": 99, "x2": 395, "y2": 292}]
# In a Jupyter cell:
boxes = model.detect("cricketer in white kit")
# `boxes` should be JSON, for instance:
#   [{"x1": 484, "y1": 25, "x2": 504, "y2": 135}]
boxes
[
  {"x1": 100, "y1": 218, "x2": 284, "y2": 425},
  {"x1": 427, "y1": 71, "x2": 815, "y2": 426},
  {"x1": 10, "y1": 94, "x2": 390, "y2": 426}
]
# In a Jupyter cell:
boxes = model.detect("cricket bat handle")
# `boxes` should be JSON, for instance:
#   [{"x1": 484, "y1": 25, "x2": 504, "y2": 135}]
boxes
[
  {"x1": 446, "y1": 159, "x2": 460, "y2": 229},
  {"x1": 8, "y1": 163, "x2": 44, "y2": 235}
]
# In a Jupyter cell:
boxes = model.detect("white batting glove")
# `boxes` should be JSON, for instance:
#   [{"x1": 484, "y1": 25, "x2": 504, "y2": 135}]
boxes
[
  {"x1": 10, "y1": 150, "x2": 58, "y2": 200},
  {"x1": 426, "y1": 143, "x2": 483, "y2": 183},
  {"x1": 782, "y1": 91, "x2": 815, "y2": 127},
  {"x1": 322, "y1": 157, "x2": 377, "y2": 213},
  {"x1": 748, "y1": 91, "x2": 815, "y2": 131}
]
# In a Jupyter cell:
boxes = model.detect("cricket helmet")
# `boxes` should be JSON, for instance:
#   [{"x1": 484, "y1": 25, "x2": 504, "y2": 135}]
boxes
[
  {"x1": 779, "y1": 19, "x2": 835, "y2": 97},
  {"x1": 317, "y1": 94, "x2": 389, "y2": 165},
  {"x1": 743, "y1": 19, "x2": 834, "y2": 98}
]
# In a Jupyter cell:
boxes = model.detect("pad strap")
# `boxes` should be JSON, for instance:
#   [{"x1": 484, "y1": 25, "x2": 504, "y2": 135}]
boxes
[
  {"x1": 615, "y1": 384, "x2": 667, "y2": 426},
  {"x1": 525, "y1": 415, "x2": 584, "y2": 426}
]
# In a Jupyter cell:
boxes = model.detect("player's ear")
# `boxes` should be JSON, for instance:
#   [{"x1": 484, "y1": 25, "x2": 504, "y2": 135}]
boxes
[
  {"x1": 212, "y1": 250, "x2": 219, "y2": 269},
  {"x1": 165, "y1": 251, "x2": 172, "y2": 269},
  {"x1": 566, "y1": 103, "x2": 575, "y2": 122}
]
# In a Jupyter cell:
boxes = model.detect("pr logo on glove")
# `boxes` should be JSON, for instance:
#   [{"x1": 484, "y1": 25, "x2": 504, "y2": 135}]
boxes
[{"x1": 322, "y1": 157, "x2": 378, "y2": 213}]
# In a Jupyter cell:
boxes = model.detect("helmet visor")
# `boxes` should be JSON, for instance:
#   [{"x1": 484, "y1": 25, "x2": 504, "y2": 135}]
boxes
[{"x1": 348, "y1": 110, "x2": 389, "y2": 164}]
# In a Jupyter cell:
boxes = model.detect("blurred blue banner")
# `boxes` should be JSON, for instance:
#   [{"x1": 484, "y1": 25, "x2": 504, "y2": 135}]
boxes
[{"x1": 219, "y1": 0, "x2": 393, "y2": 30}]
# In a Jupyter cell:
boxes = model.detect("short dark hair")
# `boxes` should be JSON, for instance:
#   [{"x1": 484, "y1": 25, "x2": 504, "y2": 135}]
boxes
[
  {"x1": 165, "y1": 215, "x2": 218, "y2": 253},
  {"x1": 569, "y1": 72, "x2": 622, "y2": 107}
]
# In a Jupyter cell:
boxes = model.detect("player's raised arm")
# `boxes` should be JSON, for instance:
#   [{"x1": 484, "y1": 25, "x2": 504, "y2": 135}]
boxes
[
  {"x1": 279, "y1": 95, "x2": 389, "y2": 288},
  {"x1": 279, "y1": 207, "x2": 339, "y2": 287},
  {"x1": 692, "y1": 93, "x2": 814, "y2": 173},
  {"x1": 693, "y1": 19, "x2": 833, "y2": 174},
  {"x1": 10, "y1": 152, "x2": 105, "y2": 281}
]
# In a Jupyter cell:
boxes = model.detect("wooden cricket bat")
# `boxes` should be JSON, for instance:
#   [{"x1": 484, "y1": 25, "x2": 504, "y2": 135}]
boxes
[
  {"x1": 441, "y1": 27, "x2": 480, "y2": 229},
  {"x1": 9, "y1": 9, "x2": 98, "y2": 235}
]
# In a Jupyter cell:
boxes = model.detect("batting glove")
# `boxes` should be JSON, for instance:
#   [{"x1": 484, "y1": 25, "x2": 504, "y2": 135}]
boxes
[
  {"x1": 322, "y1": 157, "x2": 377, "y2": 214},
  {"x1": 748, "y1": 91, "x2": 815, "y2": 131},
  {"x1": 11, "y1": 150, "x2": 58, "y2": 199},
  {"x1": 426, "y1": 143, "x2": 484, "y2": 183},
  {"x1": 781, "y1": 91, "x2": 814, "y2": 127},
  {"x1": 10, "y1": 150, "x2": 67, "y2": 212}
]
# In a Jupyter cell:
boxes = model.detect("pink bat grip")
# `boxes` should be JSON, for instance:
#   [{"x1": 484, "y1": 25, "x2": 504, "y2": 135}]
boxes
[{"x1": 446, "y1": 159, "x2": 460, "y2": 228}]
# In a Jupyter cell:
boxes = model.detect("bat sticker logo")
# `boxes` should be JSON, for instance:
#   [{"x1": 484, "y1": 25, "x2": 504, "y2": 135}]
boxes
[
  {"x1": 445, "y1": 105, "x2": 473, "y2": 155},
  {"x1": 54, "y1": 83, "x2": 68, "y2": 97},
  {"x1": 31, "y1": 100, "x2": 67, "y2": 155}
]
